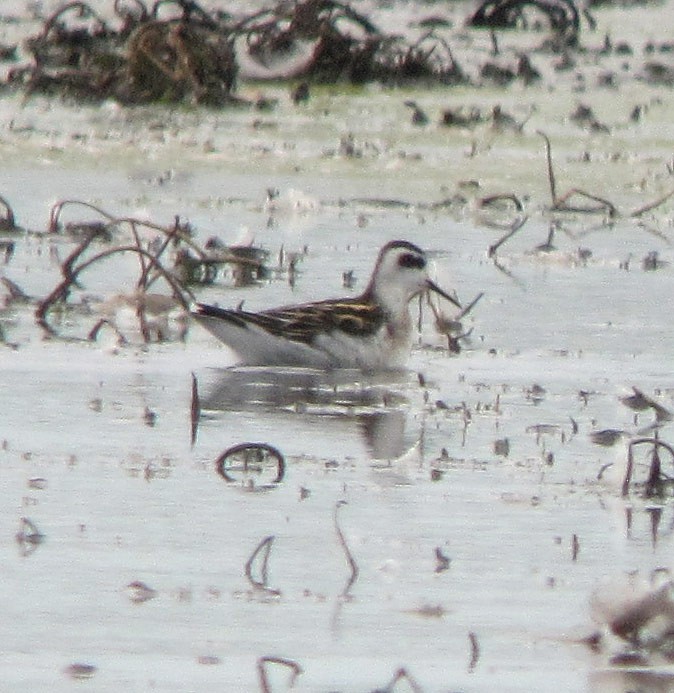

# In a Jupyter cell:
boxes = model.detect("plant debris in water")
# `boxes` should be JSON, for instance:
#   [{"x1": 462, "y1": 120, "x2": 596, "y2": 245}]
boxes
[
  {"x1": 25, "y1": 199, "x2": 272, "y2": 343},
  {"x1": 3, "y1": 0, "x2": 606, "y2": 105},
  {"x1": 215, "y1": 442, "x2": 286, "y2": 490}
]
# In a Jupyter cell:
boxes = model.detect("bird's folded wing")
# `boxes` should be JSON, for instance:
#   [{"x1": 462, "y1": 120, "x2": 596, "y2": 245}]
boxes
[{"x1": 195, "y1": 299, "x2": 385, "y2": 344}]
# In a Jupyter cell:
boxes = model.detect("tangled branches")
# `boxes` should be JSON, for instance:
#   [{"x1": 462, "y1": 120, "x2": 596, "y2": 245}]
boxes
[
  {"x1": 8, "y1": 0, "x2": 471, "y2": 103},
  {"x1": 36, "y1": 203, "x2": 197, "y2": 341},
  {"x1": 32, "y1": 200, "x2": 270, "y2": 344}
]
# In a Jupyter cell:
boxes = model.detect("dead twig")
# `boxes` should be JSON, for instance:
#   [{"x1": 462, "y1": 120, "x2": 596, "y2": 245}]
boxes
[
  {"x1": 49, "y1": 200, "x2": 206, "y2": 256},
  {"x1": 468, "y1": 631, "x2": 480, "y2": 673},
  {"x1": 1, "y1": 277, "x2": 29, "y2": 302},
  {"x1": 479, "y1": 193, "x2": 524, "y2": 212},
  {"x1": 538, "y1": 130, "x2": 557, "y2": 206},
  {"x1": 190, "y1": 371, "x2": 200, "y2": 447},
  {"x1": 571, "y1": 533, "x2": 580, "y2": 561},
  {"x1": 257, "y1": 656, "x2": 303, "y2": 693},
  {"x1": 334, "y1": 500, "x2": 359, "y2": 599},
  {"x1": 537, "y1": 130, "x2": 617, "y2": 216},
  {"x1": 488, "y1": 214, "x2": 529, "y2": 256},
  {"x1": 630, "y1": 187, "x2": 674, "y2": 218},
  {"x1": 381, "y1": 666, "x2": 424, "y2": 692},
  {"x1": 16, "y1": 517, "x2": 45, "y2": 556},
  {"x1": 245, "y1": 535, "x2": 281, "y2": 596},
  {"x1": 36, "y1": 241, "x2": 193, "y2": 337},
  {"x1": 0, "y1": 193, "x2": 17, "y2": 230},
  {"x1": 622, "y1": 437, "x2": 674, "y2": 497},
  {"x1": 552, "y1": 188, "x2": 617, "y2": 216},
  {"x1": 87, "y1": 318, "x2": 128, "y2": 344},
  {"x1": 49, "y1": 199, "x2": 117, "y2": 233},
  {"x1": 456, "y1": 292, "x2": 484, "y2": 321},
  {"x1": 215, "y1": 443, "x2": 286, "y2": 487}
]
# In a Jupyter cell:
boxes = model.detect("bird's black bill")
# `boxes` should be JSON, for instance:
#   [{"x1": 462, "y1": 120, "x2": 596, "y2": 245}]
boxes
[{"x1": 426, "y1": 280, "x2": 461, "y2": 309}]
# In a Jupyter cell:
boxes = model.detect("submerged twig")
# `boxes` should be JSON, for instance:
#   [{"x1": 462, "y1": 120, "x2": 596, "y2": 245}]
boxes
[
  {"x1": 552, "y1": 188, "x2": 617, "y2": 216},
  {"x1": 572, "y1": 533, "x2": 580, "y2": 561},
  {"x1": 87, "y1": 318, "x2": 128, "y2": 344},
  {"x1": 477, "y1": 193, "x2": 525, "y2": 230},
  {"x1": 380, "y1": 667, "x2": 424, "y2": 693},
  {"x1": 334, "y1": 500, "x2": 359, "y2": 599},
  {"x1": 245, "y1": 535, "x2": 281, "y2": 596},
  {"x1": 257, "y1": 656, "x2": 303, "y2": 693},
  {"x1": 0, "y1": 193, "x2": 17, "y2": 230},
  {"x1": 16, "y1": 517, "x2": 45, "y2": 556},
  {"x1": 36, "y1": 241, "x2": 194, "y2": 337},
  {"x1": 538, "y1": 130, "x2": 557, "y2": 206},
  {"x1": 622, "y1": 437, "x2": 674, "y2": 497},
  {"x1": 630, "y1": 187, "x2": 674, "y2": 218},
  {"x1": 215, "y1": 442, "x2": 286, "y2": 488},
  {"x1": 468, "y1": 631, "x2": 480, "y2": 673},
  {"x1": 49, "y1": 199, "x2": 117, "y2": 233},
  {"x1": 1, "y1": 277, "x2": 30, "y2": 302},
  {"x1": 537, "y1": 130, "x2": 617, "y2": 216},
  {"x1": 190, "y1": 371, "x2": 200, "y2": 447},
  {"x1": 488, "y1": 215, "x2": 529, "y2": 256}
]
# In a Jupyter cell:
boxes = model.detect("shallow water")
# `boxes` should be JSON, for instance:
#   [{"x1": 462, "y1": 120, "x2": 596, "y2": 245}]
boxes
[{"x1": 2, "y1": 1, "x2": 674, "y2": 691}]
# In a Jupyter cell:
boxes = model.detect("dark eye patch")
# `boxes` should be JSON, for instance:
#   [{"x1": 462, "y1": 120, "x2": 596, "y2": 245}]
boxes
[{"x1": 398, "y1": 252, "x2": 425, "y2": 269}]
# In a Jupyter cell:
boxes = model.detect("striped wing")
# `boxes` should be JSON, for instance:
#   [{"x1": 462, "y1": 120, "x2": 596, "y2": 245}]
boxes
[
  {"x1": 195, "y1": 299, "x2": 385, "y2": 345},
  {"x1": 256, "y1": 298, "x2": 385, "y2": 343}
]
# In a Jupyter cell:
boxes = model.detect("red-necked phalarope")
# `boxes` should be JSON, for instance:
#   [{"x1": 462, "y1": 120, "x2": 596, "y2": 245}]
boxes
[{"x1": 192, "y1": 240, "x2": 460, "y2": 369}]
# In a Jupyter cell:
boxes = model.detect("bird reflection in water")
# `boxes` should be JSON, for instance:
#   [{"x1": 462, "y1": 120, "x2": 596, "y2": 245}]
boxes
[{"x1": 198, "y1": 367, "x2": 411, "y2": 459}]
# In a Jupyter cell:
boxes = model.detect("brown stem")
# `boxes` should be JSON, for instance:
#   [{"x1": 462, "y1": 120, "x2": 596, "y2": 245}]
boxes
[
  {"x1": 537, "y1": 130, "x2": 557, "y2": 205},
  {"x1": 334, "y1": 501, "x2": 359, "y2": 599},
  {"x1": 488, "y1": 215, "x2": 529, "y2": 256},
  {"x1": 622, "y1": 438, "x2": 674, "y2": 497},
  {"x1": 244, "y1": 535, "x2": 280, "y2": 596},
  {"x1": 630, "y1": 187, "x2": 674, "y2": 218},
  {"x1": 257, "y1": 657, "x2": 302, "y2": 693},
  {"x1": 36, "y1": 243, "x2": 194, "y2": 336}
]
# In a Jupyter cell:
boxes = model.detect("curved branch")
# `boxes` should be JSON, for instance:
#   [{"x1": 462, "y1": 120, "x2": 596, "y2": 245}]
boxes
[
  {"x1": 40, "y1": 2, "x2": 110, "y2": 41},
  {"x1": 35, "y1": 243, "x2": 194, "y2": 336},
  {"x1": 622, "y1": 438, "x2": 674, "y2": 497}
]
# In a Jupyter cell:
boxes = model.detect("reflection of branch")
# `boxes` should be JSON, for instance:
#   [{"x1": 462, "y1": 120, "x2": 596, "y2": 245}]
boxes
[
  {"x1": 190, "y1": 372, "x2": 200, "y2": 447},
  {"x1": 479, "y1": 193, "x2": 523, "y2": 210},
  {"x1": 537, "y1": 130, "x2": 557, "y2": 205},
  {"x1": 537, "y1": 131, "x2": 617, "y2": 216},
  {"x1": 381, "y1": 667, "x2": 423, "y2": 693},
  {"x1": 48, "y1": 200, "x2": 207, "y2": 258},
  {"x1": 0, "y1": 193, "x2": 16, "y2": 230},
  {"x1": 87, "y1": 318, "x2": 128, "y2": 344},
  {"x1": 622, "y1": 438, "x2": 674, "y2": 497},
  {"x1": 334, "y1": 501, "x2": 359, "y2": 599},
  {"x1": 630, "y1": 187, "x2": 674, "y2": 218},
  {"x1": 477, "y1": 194, "x2": 525, "y2": 231},
  {"x1": 16, "y1": 517, "x2": 45, "y2": 556},
  {"x1": 257, "y1": 656, "x2": 302, "y2": 693},
  {"x1": 35, "y1": 241, "x2": 194, "y2": 336},
  {"x1": 49, "y1": 199, "x2": 117, "y2": 232},
  {"x1": 215, "y1": 443, "x2": 286, "y2": 485},
  {"x1": 245, "y1": 535, "x2": 281, "y2": 596},
  {"x1": 551, "y1": 188, "x2": 617, "y2": 216},
  {"x1": 488, "y1": 215, "x2": 529, "y2": 256},
  {"x1": 468, "y1": 631, "x2": 480, "y2": 673},
  {"x1": 456, "y1": 292, "x2": 484, "y2": 321}
]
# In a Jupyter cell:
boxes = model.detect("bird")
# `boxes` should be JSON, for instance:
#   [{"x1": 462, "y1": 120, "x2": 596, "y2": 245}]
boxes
[{"x1": 192, "y1": 240, "x2": 460, "y2": 370}]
